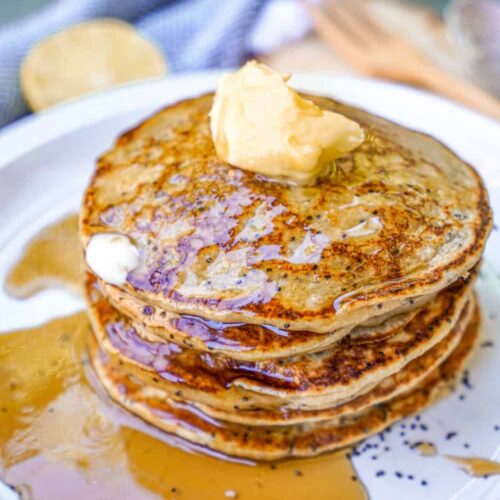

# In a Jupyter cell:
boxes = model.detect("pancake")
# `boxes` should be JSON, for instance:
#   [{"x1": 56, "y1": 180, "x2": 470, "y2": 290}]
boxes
[
  {"x1": 80, "y1": 93, "x2": 492, "y2": 333},
  {"x1": 89, "y1": 301, "x2": 480, "y2": 460},
  {"x1": 191, "y1": 296, "x2": 474, "y2": 425},
  {"x1": 101, "y1": 276, "x2": 429, "y2": 360},
  {"x1": 86, "y1": 270, "x2": 475, "y2": 412}
]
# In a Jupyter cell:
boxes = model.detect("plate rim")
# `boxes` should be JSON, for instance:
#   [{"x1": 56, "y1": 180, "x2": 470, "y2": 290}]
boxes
[
  {"x1": 0, "y1": 71, "x2": 499, "y2": 500},
  {"x1": 0, "y1": 72, "x2": 499, "y2": 172}
]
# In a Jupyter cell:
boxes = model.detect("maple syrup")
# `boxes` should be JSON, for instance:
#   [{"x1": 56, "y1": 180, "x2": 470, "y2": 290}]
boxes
[{"x1": 0, "y1": 215, "x2": 367, "y2": 499}]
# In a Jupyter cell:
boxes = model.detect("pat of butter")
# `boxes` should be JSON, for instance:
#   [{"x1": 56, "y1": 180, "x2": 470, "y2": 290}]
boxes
[
  {"x1": 210, "y1": 61, "x2": 365, "y2": 185},
  {"x1": 86, "y1": 233, "x2": 139, "y2": 286}
]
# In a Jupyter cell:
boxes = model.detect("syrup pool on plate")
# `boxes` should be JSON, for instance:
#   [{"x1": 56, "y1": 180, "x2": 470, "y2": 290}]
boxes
[{"x1": 0, "y1": 214, "x2": 368, "y2": 500}]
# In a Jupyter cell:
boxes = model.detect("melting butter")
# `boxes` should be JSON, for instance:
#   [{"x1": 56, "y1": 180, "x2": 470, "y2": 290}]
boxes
[
  {"x1": 210, "y1": 61, "x2": 364, "y2": 185},
  {"x1": 85, "y1": 232, "x2": 139, "y2": 286}
]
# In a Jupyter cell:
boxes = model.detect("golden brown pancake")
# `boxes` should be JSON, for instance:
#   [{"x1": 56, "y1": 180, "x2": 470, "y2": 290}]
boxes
[
  {"x1": 100, "y1": 276, "x2": 428, "y2": 360},
  {"x1": 86, "y1": 271, "x2": 475, "y2": 412},
  {"x1": 89, "y1": 301, "x2": 480, "y2": 460},
  {"x1": 80, "y1": 94, "x2": 492, "y2": 332},
  {"x1": 191, "y1": 296, "x2": 474, "y2": 425},
  {"x1": 81, "y1": 90, "x2": 491, "y2": 462}
]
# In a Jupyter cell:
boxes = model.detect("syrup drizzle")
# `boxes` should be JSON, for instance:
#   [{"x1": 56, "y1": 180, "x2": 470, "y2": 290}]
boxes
[
  {"x1": 445, "y1": 456, "x2": 500, "y2": 477},
  {"x1": 0, "y1": 215, "x2": 367, "y2": 499},
  {"x1": 413, "y1": 442, "x2": 437, "y2": 457},
  {"x1": 5, "y1": 214, "x2": 83, "y2": 298},
  {"x1": 412, "y1": 442, "x2": 500, "y2": 478}
]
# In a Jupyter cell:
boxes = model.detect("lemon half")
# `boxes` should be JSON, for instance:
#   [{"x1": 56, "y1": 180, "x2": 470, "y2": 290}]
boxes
[{"x1": 21, "y1": 19, "x2": 167, "y2": 111}]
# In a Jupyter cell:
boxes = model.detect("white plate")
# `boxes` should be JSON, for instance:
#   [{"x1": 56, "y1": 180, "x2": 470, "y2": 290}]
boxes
[{"x1": 0, "y1": 73, "x2": 499, "y2": 500}]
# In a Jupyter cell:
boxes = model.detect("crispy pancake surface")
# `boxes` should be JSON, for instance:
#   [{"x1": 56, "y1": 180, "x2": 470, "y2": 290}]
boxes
[
  {"x1": 80, "y1": 94, "x2": 492, "y2": 332},
  {"x1": 89, "y1": 301, "x2": 480, "y2": 460},
  {"x1": 100, "y1": 276, "x2": 428, "y2": 360},
  {"x1": 86, "y1": 271, "x2": 474, "y2": 411},
  {"x1": 193, "y1": 296, "x2": 473, "y2": 425}
]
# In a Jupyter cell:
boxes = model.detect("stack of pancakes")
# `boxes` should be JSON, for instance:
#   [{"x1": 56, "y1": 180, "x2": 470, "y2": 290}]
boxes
[{"x1": 80, "y1": 94, "x2": 492, "y2": 460}]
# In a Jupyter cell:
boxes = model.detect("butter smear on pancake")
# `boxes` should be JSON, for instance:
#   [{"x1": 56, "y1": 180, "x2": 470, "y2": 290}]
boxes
[
  {"x1": 210, "y1": 61, "x2": 365, "y2": 185},
  {"x1": 86, "y1": 233, "x2": 139, "y2": 286}
]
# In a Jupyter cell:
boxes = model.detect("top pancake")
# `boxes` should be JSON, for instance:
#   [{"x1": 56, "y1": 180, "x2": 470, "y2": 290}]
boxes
[{"x1": 80, "y1": 93, "x2": 492, "y2": 332}]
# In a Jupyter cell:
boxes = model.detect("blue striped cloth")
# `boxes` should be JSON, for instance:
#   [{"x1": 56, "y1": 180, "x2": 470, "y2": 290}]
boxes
[{"x1": 0, "y1": 0, "x2": 265, "y2": 126}]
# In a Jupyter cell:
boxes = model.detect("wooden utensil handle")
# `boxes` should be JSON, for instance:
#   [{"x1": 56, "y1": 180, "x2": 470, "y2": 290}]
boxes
[{"x1": 417, "y1": 65, "x2": 500, "y2": 121}]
